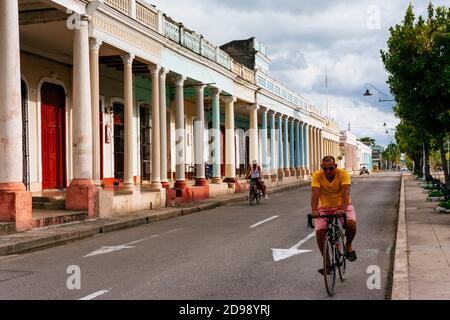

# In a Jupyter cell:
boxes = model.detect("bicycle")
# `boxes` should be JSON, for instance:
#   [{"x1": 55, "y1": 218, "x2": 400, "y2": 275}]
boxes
[
  {"x1": 307, "y1": 212, "x2": 348, "y2": 297},
  {"x1": 249, "y1": 179, "x2": 262, "y2": 206}
]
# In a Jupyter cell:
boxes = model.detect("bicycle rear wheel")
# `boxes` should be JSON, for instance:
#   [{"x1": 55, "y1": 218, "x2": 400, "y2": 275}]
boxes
[
  {"x1": 249, "y1": 188, "x2": 255, "y2": 206},
  {"x1": 323, "y1": 237, "x2": 336, "y2": 297},
  {"x1": 336, "y1": 229, "x2": 347, "y2": 282}
]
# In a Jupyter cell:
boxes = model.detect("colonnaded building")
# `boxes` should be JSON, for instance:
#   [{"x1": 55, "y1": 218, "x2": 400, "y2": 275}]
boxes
[{"x1": 0, "y1": 0, "x2": 371, "y2": 233}]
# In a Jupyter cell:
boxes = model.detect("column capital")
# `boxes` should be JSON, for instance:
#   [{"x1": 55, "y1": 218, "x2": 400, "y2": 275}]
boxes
[
  {"x1": 282, "y1": 114, "x2": 289, "y2": 120},
  {"x1": 89, "y1": 38, "x2": 102, "y2": 51},
  {"x1": 175, "y1": 75, "x2": 186, "y2": 87},
  {"x1": 160, "y1": 67, "x2": 169, "y2": 79},
  {"x1": 260, "y1": 106, "x2": 269, "y2": 113},
  {"x1": 222, "y1": 95, "x2": 236, "y2": 104},
  {"x1": 149, "y1": 64, "x2": 161, "y2": 75},
  {"x1": 276, "y1": 113, "x2": 283, "y2": 119},
  {"x1": 194, "y1": 84, "x2": 206, "y2": 93},
  {"x1": 211, "y1": 87, "x2": 221, "y2": 96},
  {"x1": 121, "y1": 53, "x2": 135, "y2": 65}
]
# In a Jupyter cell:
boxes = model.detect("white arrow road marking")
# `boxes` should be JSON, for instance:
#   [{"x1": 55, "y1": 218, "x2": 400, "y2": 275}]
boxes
[
  {"x1": 250, "y1": 216, "x2": 279, "y2": 229},
  {"x1": 271, "y1": 231, "x2": 316, "y2": 262},
  {"x1": 79, "y1": 289, "x2": 110, "y2": 300},
  {"x1": 84, "y1": 228, "x2": 182, "y2": 258}
]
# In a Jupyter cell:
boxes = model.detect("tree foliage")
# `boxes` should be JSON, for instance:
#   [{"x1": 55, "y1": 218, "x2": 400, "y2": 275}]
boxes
[{"x1": 381, "y1": 3, "x2": 450, "y2": 185}]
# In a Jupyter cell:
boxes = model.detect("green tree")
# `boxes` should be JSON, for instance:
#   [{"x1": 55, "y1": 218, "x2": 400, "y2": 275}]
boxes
[
  {"x1": 382, "y1": 143, "x2": 401, "y2": 169},
  {"x1": 358, "y1": 137, "x2": 376, "y2": 147},
  {"x1": 395, "y1": 120, "x2": 425, "y2": 176},
  {"x1": 381, "y1": 3, "x2": 450, "y2": 186}
]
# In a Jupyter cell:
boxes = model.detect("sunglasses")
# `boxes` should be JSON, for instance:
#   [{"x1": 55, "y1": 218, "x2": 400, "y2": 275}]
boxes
[{"x1": 322, "y1": 166, "x2": 336, "y2": 171}]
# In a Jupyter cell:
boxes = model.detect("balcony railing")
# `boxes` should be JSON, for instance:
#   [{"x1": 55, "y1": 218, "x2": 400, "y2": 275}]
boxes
[
  {"x1": 136, "y1": 1, "x2": 157, "y2": 30},
  {"x1": 105, "y1": 0, "x2": 129, "y2": 15},
  {"x1": 104, "y1": 0, "x2": 158, "y2": 31}
]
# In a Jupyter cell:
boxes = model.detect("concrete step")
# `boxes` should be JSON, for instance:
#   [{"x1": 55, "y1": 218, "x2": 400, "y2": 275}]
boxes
[
  {"x1": 0, "y1": 222, "x2": 16, "y2": 236},
  {"x1": 32, "y1": 195, "x2": 65, "y2": 203},
  {"x1": 32, "y1": 199, "x2": 66, "y2": 210},
  {"x1": 33, "y1": 209, "x2": 88, "y2": 229}
]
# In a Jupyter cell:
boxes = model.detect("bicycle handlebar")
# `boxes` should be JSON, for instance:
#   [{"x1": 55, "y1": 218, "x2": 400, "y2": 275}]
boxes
[{"x1": 307, "y1": 212, "x2": 347, "y2": 229}]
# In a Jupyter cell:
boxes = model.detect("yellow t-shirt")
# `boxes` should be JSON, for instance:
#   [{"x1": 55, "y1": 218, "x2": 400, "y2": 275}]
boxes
[{"x1": 311, "y1": 168, "x2": 352, "y2": 208}]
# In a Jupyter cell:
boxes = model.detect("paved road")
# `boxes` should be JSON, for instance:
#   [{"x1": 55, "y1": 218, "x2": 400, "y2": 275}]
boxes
[{"x1": 0, "y1": 174, "x2": 400, "y2": 300}]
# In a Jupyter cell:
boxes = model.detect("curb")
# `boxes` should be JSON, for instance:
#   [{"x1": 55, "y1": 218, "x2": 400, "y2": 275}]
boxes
[
  {"x1": 391, "y1": 174, "x2": 410, "y2": 300},
  {"x1": 0, "y1": 180, "x2": 309, "y2": 256}
]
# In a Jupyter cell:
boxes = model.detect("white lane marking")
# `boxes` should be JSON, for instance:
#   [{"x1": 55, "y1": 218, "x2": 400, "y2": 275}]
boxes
[
  {"x1": 250, "y1": 216, "x2": 279, "y2": 229},
  {"x1": 84, "y1": 228, "x2": 182, "y2": 258},
  {"x1": 271, "y1": 231, "x2": 315, "y2": 262},
  {"x1": 79, "y1": 289, "x2": 110, "y2": 300}
]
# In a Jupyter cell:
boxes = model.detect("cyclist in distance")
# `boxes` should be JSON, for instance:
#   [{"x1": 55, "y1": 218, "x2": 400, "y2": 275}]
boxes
[
  {"x1": 311, "y1": 156, "x2": 357, "y2": 275},
  {"x1": 246, "y1": 160, "x2": 269, "y2": 199}
]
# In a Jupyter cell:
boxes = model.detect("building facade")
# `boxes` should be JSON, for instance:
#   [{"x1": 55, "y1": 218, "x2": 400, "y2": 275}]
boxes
[{"x1": 1, "y1": 0, "x2": 350, "y2": 232}]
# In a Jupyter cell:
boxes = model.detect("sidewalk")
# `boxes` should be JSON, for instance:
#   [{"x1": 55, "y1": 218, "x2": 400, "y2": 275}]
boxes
[
  {"x1": 392, "y1": 173, "x2": 450, "y2": 300},
  {"x1": 0, "y1": 180, "x2": 310, "y2": 257}
]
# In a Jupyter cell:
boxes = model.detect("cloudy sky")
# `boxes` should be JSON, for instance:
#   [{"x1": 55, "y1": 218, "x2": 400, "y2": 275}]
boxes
[{"x1": 148, "y1": 0, "x2": 447, "y2": 147}]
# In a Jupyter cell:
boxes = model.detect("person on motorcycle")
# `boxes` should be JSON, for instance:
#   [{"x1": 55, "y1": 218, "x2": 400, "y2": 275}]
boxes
[{"x1": 246, "y1": 160, "x2": 269, "y2": 199}]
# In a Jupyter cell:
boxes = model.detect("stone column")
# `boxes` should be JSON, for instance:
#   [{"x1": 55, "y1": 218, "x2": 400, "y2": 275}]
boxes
[
  {"x1": 223, "y1": 96, "x2": 236, "y2": 183},
  {"x1": 277, "y1": 114, "x2": 284, "y2": 178},
  {"x1": 211, "y1": 88, "x2": 222, "y2": 184},
  {"x1": 149, "y1": 65, "x2": 162, "y2": 190},
  {"x1": 269, "y1": 111, "x2": 277, "y2": 177},
  {"x1": 289, "y1": 118, "x2": 295, "y2": 176},
  {"x1": 309, "y1": 126, "x2": 314, "y2": 173},
  {"x1": 174, "y1": 75, "x2": 187, "y2": 189},
  {"x1": 194, "y1": 85, "x2": 207, "y2": 186},
  {"x1": 0, "y1": 0, "x2": 33, "y2": 231},
  {"x1": 66, "y1": 15, "x2": 97, "y2": 214},
  {"x1": 304, "y1": 124, "x2": 310, "y2": 175},
  {"x1": 249, "y1": 104, "x2": 259, "y2": 165},
  {"x1": 159, "y1": 68, "x2": 169, "y2": 189},
  {"x1": 120, "y1": 53, "x2": 135, "y2": 191},
  {"x1": 295, "y1": 120, "x2": 301, "y2": 176},
  {"x1": 283, "y1": 116, "x2": 290, "y2": 177},
  {"x1": 319, "y1": 129, "x2": 323, "y2": 163},
  {"x1": 89, "y1": 38, "x2": 102, "y2": 187},
  {"x1": 260, "y1": 108, "x2": 269, "y2": 176}
]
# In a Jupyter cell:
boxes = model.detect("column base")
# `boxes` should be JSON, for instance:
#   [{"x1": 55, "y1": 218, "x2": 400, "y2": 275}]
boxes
[
  {"x1": 284, "y1": 169, "x2": 291, "y2": 177},
  {"x1": 300, "y1": 168, "x2": 306, "y2": 176},
  {"x1": 295, "y1": 168, "x2": 301, "y2": 177},
  {"x1": 195, "y1": 178, "x2": 209, "y2": 186},
  {"x1": 290, "y1": 168, "x2": 296, "y2": 177},
  {"x1": 223, "y1": 177, "x2": 236, "y2": 184},
  {"x1": 149, "y1": 181, "x2": 162, "y2": 191},
  {"x1": 174, "y1": 180, "x2": 188, "y2": 189},
  {"x1": 161, "y1": 181, "x2": 170, "y2": 189},
  {"x1": 212, "y1": 177, "x2": 223, "y2": 184},
  {"x1": 305, "y1": 168, "x2": 310, "y2": 176},
  {"x1": 0, "y1": 182, "x2": 34, "y2": 232},
  {"x1": 66, "y1": 179, "x2": 97, "y2": 218},
  {"x1": 277, "y1": 169, "x2": 284, "y2": 180}
]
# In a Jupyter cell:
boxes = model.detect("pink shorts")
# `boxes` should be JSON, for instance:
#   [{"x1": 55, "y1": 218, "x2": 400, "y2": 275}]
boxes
[{"x1": 315, "y1": 205, "x2": 357, "y2": 231}]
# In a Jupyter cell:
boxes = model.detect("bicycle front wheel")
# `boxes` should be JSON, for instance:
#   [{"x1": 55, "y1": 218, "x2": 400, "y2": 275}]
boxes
[
  {"x1": 336, "y1": 229, "x2": 347, "y2": 282},
  {"x1": 249, "y1": 188, "x2": 255, "y2": 206},
  {"x1": 323, "y1": 237, "x2": 336, "y2": 297}
]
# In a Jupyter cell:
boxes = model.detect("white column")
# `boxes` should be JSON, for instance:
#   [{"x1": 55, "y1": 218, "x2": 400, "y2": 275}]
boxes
[
  {"x1": 194, "y1": 85, "x2": 207, "y2": 186},
  {"x1": 149, "y1": 65, "x2": 161, "y2": 190},
  {"x1": 0, "y1": 0, "x2": 23, "y2": 185},
  {"x1": 174, "y1": 75, "x2": 187, "y2": 189},
  {"x1": 89, "y1": 38, "x2": 102, "y2": 187},
  {"x1": 224, "y1": 96, "x2": 237, "y2": 182},
  {"x1": 72, "y1": 18, "x2": 93, "y2": 181},
  {"x1": 159, "y1": 68, "x2": 169, "y2": 188},
  {"x1": 249, "y1": 104, "x2": 259, "y2": 164},
  {"x1": 121, "y1": 53, "x2": 135, "y2": 190}
]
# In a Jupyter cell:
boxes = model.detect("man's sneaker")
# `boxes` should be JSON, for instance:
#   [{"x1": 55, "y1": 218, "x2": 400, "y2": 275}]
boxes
[
  {"x1": 346, "y1": 251, "x2": 357, "y2": 262},
  {"x1": 264, "y1": 195, "x2": 270, "y2": 199}
]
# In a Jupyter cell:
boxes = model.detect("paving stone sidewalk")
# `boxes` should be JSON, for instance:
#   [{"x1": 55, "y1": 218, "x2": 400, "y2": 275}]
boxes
[{"x1": 404, "y1": 174, "x2": 450, "y2": 299}]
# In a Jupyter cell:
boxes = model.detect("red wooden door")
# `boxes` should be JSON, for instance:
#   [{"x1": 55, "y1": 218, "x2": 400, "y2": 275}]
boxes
[{"x1": 41, "y1": 83, "x2": 66, "y2": 190}]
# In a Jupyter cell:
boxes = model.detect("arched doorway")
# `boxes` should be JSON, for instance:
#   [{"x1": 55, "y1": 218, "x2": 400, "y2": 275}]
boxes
[
  {"x1": 21, "y1": 79, "x2": 30, "y2": 190},
  {"x1": 41, "y1": 82, "x2": 66, "y2": 190},
  {"x1": 139, "y1": 104, "x2": 152, "y2": 182}
]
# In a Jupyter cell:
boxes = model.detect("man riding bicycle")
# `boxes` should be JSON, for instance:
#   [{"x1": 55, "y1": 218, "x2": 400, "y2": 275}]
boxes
[
  {"x1": 246, "y1": 160, "x2": 269, "y2": 199},
  {"x1": 311, "y1": 156, "x2": 357, "y2": 275}
]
